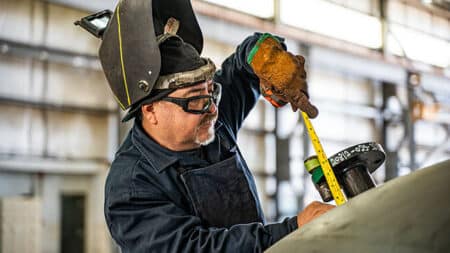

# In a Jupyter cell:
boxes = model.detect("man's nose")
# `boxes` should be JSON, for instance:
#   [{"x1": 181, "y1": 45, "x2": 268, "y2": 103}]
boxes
[{"x1": 208, "y1": 101, "x2": 218, "y2": 114}]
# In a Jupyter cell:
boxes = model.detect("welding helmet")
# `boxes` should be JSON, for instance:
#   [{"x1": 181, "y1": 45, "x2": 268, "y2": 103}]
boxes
[{"x1": 80, "y1": 0, "x2": 216, "y2": 121}]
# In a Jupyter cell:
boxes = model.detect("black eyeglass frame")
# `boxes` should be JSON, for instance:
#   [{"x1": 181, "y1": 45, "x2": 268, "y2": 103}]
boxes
[{"x1": 160, "y1": 82, "x2": 222, "y2": 114}]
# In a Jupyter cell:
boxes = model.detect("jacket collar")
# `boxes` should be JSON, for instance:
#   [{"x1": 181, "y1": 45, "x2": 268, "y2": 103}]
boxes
[
  {"x1": 131, "y1": 120, "x2": 223, "y2": 173},
  {"x1": 131, "y1": 122, "x2": 180, "y2": 173}
]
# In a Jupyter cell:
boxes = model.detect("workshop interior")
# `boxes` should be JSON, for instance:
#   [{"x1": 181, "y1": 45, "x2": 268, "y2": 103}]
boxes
[{"x1": 0, "y1": 0, "x2": 449, "y2": 252}]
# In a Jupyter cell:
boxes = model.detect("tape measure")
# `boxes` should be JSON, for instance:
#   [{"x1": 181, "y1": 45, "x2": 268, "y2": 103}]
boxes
[{"x1": 301, "y1": 112, "x2": 347, "y2": 206}]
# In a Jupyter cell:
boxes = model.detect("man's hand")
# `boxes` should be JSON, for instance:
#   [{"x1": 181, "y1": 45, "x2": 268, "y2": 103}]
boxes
[
  {"x1": 297, "y1": 201, "x2": 335, "y2": 228},
  {"x1": 249, "y1": 34, "x2": 318, "y2": 118}
]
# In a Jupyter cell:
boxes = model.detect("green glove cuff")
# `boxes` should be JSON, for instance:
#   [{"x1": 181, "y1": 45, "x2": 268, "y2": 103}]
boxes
[{"x1": 247, "y1": 33, "x2": 280, "y2": 65}]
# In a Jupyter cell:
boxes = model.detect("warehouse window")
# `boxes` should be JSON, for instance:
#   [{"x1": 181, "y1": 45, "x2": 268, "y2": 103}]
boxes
[
  {"x1": 202, "y1": 0, "x2": 274, "y2": 19},
  {"x1": 386, "y1": 1, "x2": 450, "y2": 68},
  {"x1": 280, "y1": 0, "x2": 382, "y2": 49},
  {"x1": 387, "y1": 24, "x2": 450, "y2": 68}
]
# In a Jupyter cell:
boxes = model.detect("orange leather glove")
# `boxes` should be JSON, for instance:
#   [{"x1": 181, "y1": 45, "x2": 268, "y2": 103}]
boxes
[
  {"x1": 248, "y1": 33, "x2": 318, "y2": 118},
  {"x1": 297, "y1": 201, "x2": 335, "y2": 228}
]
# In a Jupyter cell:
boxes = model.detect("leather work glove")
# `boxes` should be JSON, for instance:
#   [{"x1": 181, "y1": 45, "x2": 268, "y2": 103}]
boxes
[
  {"x1": 297, "y1": 201, "x2": 335, "y2": 228},
  {"x1": 248, "y1": 33, "x2": 318, "y2": 118}
]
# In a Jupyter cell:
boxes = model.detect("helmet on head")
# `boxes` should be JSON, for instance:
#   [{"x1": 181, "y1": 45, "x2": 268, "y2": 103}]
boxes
[
  {"x1": 76, "y1": 0, "x2": 216, "y2": 121},
  {"x1": 121, "y1": 33, "x2": 216, "y2": 121}
]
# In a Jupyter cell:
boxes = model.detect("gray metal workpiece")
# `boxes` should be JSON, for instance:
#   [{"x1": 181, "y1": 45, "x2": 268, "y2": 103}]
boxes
[{"x1": 266, "y1": 159, "x2": 450, "y2": 253}]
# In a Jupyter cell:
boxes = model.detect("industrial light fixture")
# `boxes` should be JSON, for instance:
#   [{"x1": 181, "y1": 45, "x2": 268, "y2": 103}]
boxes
[{"x1": 412, "y1": 100, "x2": 441, "y2": 121}]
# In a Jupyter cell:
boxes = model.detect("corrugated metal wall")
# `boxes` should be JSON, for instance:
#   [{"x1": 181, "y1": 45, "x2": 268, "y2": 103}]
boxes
[{"x1": 0, "y1": 1, "x2": 116, "y2": 252}]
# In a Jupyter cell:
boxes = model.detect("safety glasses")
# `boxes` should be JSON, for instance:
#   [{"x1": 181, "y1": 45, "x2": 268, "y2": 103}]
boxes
[{"x1": 161, "y1": 82, "x2": 222, "y2": 114}]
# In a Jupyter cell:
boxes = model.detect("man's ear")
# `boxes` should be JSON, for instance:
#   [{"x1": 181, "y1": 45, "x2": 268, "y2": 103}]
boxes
[{"x1": 141, "y1": 103, "x2": 158, "y2": 124}]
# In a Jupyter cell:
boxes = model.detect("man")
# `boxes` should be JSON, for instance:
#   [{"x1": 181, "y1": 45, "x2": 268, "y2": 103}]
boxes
[{"x1": 79, "y1": 0, "x2": 334, "y2": 252}]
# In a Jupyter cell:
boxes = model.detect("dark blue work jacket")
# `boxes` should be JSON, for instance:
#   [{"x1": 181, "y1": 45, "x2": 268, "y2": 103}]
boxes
[{"x1": 104, "y1": 33, "x2": 297, "y2": 253}]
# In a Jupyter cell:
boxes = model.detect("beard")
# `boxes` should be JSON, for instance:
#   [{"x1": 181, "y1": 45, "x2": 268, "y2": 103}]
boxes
[
  {"x1": 194, "y1": 113, "x2": 218, "y2": 146},
  {"x1": 195, "y1": 124, "x2": 215, "y2": 146}
]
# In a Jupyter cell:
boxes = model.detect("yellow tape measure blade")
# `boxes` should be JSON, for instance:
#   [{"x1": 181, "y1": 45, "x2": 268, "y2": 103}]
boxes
[{"x1": 301, "y1": 112, "x2": 346, "y2": 205}]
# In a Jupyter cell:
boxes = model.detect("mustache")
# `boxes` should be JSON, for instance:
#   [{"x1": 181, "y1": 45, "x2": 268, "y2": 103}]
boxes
[{"x1": 200, "y1": 112, "x2": 218, "y2": 125}]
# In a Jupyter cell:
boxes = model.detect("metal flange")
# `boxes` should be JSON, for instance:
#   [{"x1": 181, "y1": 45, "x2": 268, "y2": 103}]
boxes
[
  {"x1": 329, "y1": 142, "x2": 386, "y2": 198},
  {"x1": 329, "y1": 142, "x2": 385, "y2": 175}
]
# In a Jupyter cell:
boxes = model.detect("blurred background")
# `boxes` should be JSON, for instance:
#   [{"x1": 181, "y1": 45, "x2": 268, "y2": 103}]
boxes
[{"x1": 0, "y1": 0, "x2": 449, "y2": 252}]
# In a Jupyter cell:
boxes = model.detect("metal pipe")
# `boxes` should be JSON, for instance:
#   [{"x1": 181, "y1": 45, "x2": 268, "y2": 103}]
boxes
[
  {"x1": 340, "y1": 165, "x2": 376, "y2": 197},
  {"x1": 0, "y1": 96, "x2": 116, "y2": 116},
  {"x1": 406, "y1": 72, "x2": 418, "y2": 170},
  {"x1": 0, "y1": 152, "x2": 109, "y2": 165},
  {"x1": 0, "y1": 38, "x2": 100, "y2": 70}
]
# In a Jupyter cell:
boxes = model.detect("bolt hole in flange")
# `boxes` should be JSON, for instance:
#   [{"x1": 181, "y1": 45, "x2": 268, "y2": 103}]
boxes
[{"x1": 304, "y1": 142, "x2": 385, "y2": 202}]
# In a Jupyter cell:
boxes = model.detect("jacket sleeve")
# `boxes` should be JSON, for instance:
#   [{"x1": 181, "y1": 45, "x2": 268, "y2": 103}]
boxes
[
  {"x1": 105, "y1": 187, "x2": 297, "y2": 253},
  {"x1": 214, "y1": 33, "x2": 285, "y2": 137}
]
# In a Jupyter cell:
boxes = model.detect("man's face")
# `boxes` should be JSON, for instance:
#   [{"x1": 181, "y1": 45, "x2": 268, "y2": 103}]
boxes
[{"x1": 152, "y1": 80, "x2": 219, "y2": 150}]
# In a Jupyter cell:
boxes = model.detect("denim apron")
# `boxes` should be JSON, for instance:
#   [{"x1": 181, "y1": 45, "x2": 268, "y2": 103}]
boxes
[{"x1": 178, "y1": 131, "x2": 263, "y2": 228}]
